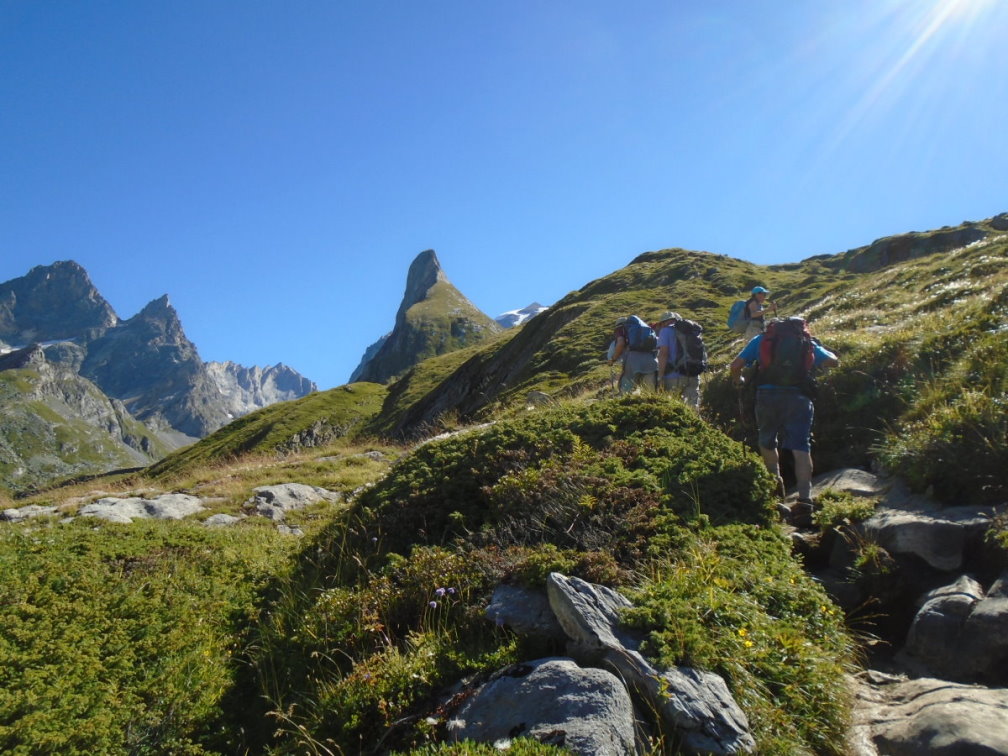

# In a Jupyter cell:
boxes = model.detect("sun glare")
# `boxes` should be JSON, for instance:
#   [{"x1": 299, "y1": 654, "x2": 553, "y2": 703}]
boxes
[{"x1": 823, "y1": 0, "x2": 1006, "y2": 154}]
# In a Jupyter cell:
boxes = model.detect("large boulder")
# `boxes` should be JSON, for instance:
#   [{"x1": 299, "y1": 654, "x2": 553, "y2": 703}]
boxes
[
  {"x1": 446, "y1": 657, "x2": 637, "y2": 755},
  {"x1": 900, "y1": 575, "x2": 985, "y2": 679},
  {"x1": 860, "y1": 506, "x2": 999, "y2": 572}
]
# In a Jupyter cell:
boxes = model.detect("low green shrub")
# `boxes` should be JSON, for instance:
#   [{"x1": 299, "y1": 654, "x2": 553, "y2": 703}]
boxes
[
  {"x1": 813, "y1": 489, "x2": 877, "y2": 530},
  {"x1": 624, "y1": 525, "x2": 854, "y2": 755},
  {"x1": 0, "y1": 518, "x2": 297, "y2": 755}
]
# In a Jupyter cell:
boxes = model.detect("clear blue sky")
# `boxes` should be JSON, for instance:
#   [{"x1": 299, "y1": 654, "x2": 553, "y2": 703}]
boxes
[{"x1": 2, "y1": 1, "x2": 1006, "y2": 389}]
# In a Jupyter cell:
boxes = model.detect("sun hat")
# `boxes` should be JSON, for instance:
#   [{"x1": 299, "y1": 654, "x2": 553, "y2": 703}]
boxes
[
  {"x1": 657, "y1": 311, "x2": 680, "y2": 323},
  {"x1": 751, "y1": 286, "x2": 769, "y2": 294},
  {"x1": 615, "y1": 316, "x2": 627, "y2": 325}
]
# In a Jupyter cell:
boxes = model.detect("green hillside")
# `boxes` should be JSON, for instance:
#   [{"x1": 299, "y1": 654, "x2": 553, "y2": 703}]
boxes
[
  {"x1": 0, "y1": 367, "x2": 169, "y2": 494},
  {"x1": 147, "y1": 381, "x2": 388, "y2": 481}
]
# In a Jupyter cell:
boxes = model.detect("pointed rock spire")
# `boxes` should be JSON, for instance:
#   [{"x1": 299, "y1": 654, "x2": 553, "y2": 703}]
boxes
[{"x1": 352, "y1": 249, "x2": 501, "y2": 384}]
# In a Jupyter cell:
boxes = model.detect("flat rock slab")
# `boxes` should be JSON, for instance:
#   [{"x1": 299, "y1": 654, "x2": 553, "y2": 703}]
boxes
[
  {"x1": 79, "y1": 494, "x2": 205, "y2": 523},
  {"x1": 850, "y1": 672, "x2": 1008, "y2": 755},
  {"x1": 246, "y1": 483, "x2": 341, "y2": 521},
  {"x1": 0, "y1": 504, "x2": 60, "y2": 523}
]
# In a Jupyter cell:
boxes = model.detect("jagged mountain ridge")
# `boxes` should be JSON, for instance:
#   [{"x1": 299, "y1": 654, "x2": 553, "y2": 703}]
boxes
[
  {"x1": 123, "y1": 210, "x2": 1008, "y2": 478},
  {"x1": 0, "y1": 260, "x2": 317, "y2": 492},
  {"x1": 206, "y1": 361, "x2": 318, "y2": 419},
  {"x1": 351, "y1": 249, "x2": 502, "y2": 383}
]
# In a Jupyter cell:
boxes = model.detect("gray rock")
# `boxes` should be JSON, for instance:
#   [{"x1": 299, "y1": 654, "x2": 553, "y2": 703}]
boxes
[
  {"x1": 79, "y1": 493, "x2": 205, "y2": 523},
  {"x1": 861, "y1": 506, "x2": 1000, "y2": 572},
  {"x1": 546, "y1": 573, "x2": 754, "y2": 755},
  {"x1": 0, "y1": 504, "x2": 59, "y2": 523},
  {"x1": 850, "y1": 673, "x2": 1008, "y2": 755},
  {"x1": 901, "y1": 575, "x2": 985, "y2": 677},
  {"x1": 485, "y1": 584, "x2": 566, "y2": 641},
  {"x1": 958, "y1": 572, "x2": 1008, "y2": 683},
  {"x1": 203, "y1": 513, "x2": 244, "y2": 527},
  {"x1": 812, "y1": 468, "x2": 889, "y2": 499},
  {"x1": 246, "y1": 483, "x2": 341, "y2": 521},
  {"x1": 446, "y1": 657, "x2": 637, "y2": 755}
]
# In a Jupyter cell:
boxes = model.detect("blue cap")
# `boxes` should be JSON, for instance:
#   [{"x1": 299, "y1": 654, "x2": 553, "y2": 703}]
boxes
[{"x1": 751, "y1": 286, "x2": 769, "y2": 294}]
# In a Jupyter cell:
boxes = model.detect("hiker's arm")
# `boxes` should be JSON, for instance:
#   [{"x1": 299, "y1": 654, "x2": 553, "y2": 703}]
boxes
[
  {"x1": 609, "y1": 337, "x2": 626, "y2": 364},
  {"x1": 657, "y1": 345, "x2": 669, "y2": 386},
  {"x1": 729, "y1": 356, "x2": 746, "y2": 383}
]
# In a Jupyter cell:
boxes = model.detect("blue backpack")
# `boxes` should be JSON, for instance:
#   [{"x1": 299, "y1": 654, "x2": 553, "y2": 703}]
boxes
[
  {"x1": 727, "y1": 299, "x2": 750, "y2": 334},
  {"x1": 624, "y1": 315, "x2": 657, "y2": 352}
]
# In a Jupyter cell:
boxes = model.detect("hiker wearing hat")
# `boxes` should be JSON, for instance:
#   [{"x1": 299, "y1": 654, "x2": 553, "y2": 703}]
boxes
[
  {"x1": 745, "y1": 286, "x2": 777, "y2": 340},
  {"x1": 655, "y1": 311, "x2": 701, "y2": 409},
  {"x1": 607, "y1": 316, "x2": 658, "y2": 394}
]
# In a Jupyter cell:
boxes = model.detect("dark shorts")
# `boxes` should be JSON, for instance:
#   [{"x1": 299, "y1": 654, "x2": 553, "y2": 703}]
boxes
[{"x1": 755, "y1": 388, "x2": 813, "y2": 452}]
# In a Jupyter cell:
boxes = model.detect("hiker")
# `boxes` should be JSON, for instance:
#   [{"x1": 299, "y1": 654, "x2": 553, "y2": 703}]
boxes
[
  {"x1": 729, "y1": 317, "x2": 838, "y2": 522},
  {"x1": 655, "y1": 311, "x2": 703, "y2": 409},
  {"x1": 744, "y1": 286, "x2": 777, "y2": 340},
  {"x1": 607, "y1": 316, "x2": 658, "y2": 394}
]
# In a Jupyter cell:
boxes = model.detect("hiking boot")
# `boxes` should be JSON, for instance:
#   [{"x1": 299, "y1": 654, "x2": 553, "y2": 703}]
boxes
[{"x1": 790, "y1": 498, "x2": 815, "y2": 529}]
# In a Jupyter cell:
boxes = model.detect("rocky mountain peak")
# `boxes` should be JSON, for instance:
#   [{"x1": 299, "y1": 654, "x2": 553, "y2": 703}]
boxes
[
  {"x1": 0, "y1": 259, "x2": 118, "y2": 344},
  {"x1": 397, "y1": 249, "x2": 448, "y2": 324},
  {"x1": 352, "y1": 249, "x2": 500, "y2": 384}
]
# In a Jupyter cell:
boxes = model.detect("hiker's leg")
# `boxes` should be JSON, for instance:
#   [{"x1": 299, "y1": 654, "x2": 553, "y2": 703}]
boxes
[
  {"x1": 754, "y1": 390, "x2": 786, "y2": 497},
  {"x1": 759, "y1": 445, "x2": 786, "y2": 498},
  {"x1": 793, "y1": 450, "x2": 813, "y2": 501},
  {"x1": 779, "y1": 394, "x2": 814, "y2": 500},
  {"x1": 684, "y1": 377, "x2": 701, "y2": 409}
]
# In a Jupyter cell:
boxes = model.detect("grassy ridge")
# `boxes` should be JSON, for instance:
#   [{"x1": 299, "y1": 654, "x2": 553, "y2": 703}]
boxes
[{"x1": 148, "y1": 382, "x2": 388, "y2": 481}]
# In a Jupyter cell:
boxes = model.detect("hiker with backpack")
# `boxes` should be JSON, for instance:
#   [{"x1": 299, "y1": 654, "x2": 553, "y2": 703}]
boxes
[
  {"x1": 607, "y1": 315, "x2": 658, "y2": 394},
  {"x1": 729, "y1": 316, "x2": 838, "y2": 523},
  {"x1": 655, "y1": 310, "x2": 707, "y2": 409},
  {"x1": 744, "y1": 286, "x2": 777, "y2": 339}
]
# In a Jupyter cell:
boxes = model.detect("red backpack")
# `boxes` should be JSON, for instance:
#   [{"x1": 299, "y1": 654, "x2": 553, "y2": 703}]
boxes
[{"x1": 756, "y1": 318, "x2": 814, "y2": 388}]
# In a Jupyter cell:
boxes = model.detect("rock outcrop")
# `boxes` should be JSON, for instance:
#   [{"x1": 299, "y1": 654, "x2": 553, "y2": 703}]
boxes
[
  {"x1": 352, "y1": 250, "x2": 501, "y2": 384},
  {"x1": 850, "y1": 672, "x2": 1008, "y2": 755}
]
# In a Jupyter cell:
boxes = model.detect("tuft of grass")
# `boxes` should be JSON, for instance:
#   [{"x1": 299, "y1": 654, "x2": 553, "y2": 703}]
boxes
[{"x1": 812, "y1": 489, "x2": 878, "y2": 531}]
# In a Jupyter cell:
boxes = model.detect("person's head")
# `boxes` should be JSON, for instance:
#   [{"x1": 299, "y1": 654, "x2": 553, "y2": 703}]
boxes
[
  {"x1": 657, "y1": 310, "x2": 680, "y2": 327},
  {"x1": 751, "y1": 286, "x2": 769, "y2": 301},
  {"x1": 614, "y1": 316, "x2": 627, "y2": 334}
]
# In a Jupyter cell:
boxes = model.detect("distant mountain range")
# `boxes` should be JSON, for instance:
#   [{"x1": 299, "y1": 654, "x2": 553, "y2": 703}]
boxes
[{"x1": 0, "y1": 260, "x2": 316, "y2": 492}]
